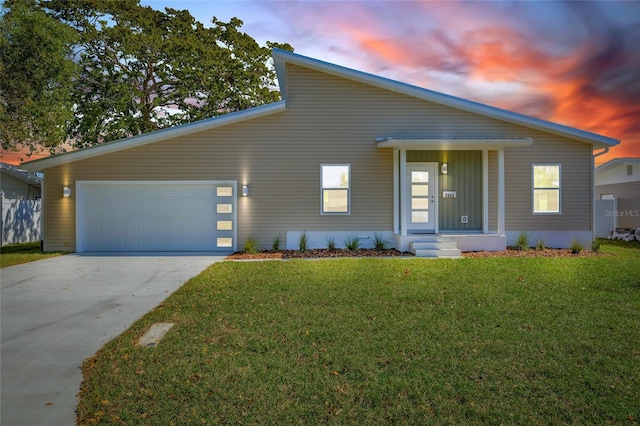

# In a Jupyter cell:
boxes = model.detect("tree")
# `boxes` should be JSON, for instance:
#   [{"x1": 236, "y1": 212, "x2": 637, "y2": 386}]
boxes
[
  {"x1": 0, "y1": 0, "x2": 76, "y2": 155},
  {"x1": 48, "y1": 0, "x2": 293, "y2": 148}
]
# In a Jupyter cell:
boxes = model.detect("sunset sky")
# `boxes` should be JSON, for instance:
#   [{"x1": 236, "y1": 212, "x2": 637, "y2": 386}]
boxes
[{"x1": 3, "y1": 0, "x2": 638, "y2": 165}]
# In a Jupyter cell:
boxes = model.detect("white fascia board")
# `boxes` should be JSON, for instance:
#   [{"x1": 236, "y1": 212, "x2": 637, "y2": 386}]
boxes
[
  {"x1": 376, "y1": 137, "x2": 534, "y2": 150},
  {"x1": 272, "y1": 49, "x2": 619, "y2": 148},
  {"x1": 22, "y1": 101, "x2": 287, "y2": 172}
]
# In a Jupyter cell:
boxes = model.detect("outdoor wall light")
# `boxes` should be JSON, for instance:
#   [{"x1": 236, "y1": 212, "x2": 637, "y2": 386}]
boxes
[
  {"x1": 441, "y1": 163, "x2": 448, "y2": 175},
  {"x1": 63, "y1": 186, "x2": 71, "y2": 198},
  {"x1": 242, "y1": 185, "x2": 249, "y2": 197}
]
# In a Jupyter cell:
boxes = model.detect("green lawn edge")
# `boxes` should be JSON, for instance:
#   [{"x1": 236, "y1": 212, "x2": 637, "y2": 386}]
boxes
[{"x1": 1, "y1": 242, "x2": 65, "y2": 268}]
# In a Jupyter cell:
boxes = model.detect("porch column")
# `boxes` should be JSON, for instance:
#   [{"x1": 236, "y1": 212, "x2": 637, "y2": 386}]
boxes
[
  {"x1": 498, "y1": 148, "x2": 506, "y2": 236},
  {"x1": 482, "y1": 149, "x2": 489, "y2": 233},
  {"x1": 393, "y1": 149, "x2": 399, "y2": 234},
  {"x1": 399, "y1": 149, "x2": 407, "y2": 236}
]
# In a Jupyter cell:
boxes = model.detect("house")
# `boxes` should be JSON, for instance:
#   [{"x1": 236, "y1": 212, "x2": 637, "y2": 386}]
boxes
[
  {"x1": 21, "y1": 49, "x2": 619, "y2": 256},
  {"x1": 594, "y1": 158, "x2": 640, "y2": 233},
  {"x1": 1, "y1": 162, "x2": 42, "y2": 200},
  {"x1": 1, "y1": 162, "x2": 42, "y2": 245}
]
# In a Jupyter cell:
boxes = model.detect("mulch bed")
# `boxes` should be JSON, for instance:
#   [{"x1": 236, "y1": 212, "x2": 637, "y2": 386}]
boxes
[
  {"x1": 226, "y1": 248, "x2": 606, "y2": 260},
  {"x1": 462, "y1": 248, "x2": 607, "y2": 258},
  {"x1": 225, "y1": 248, "x2": 412, "y2": 260}
]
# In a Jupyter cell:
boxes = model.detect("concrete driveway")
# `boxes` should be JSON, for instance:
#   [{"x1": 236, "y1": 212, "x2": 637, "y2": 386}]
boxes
[{"x1": 1, "y1": 253, "x2": 225, "y2": 426}]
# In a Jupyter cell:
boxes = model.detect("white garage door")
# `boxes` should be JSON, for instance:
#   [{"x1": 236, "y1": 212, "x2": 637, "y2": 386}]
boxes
[{"x1": 76, "y1": 181, "x2": 236, "y2": 252}]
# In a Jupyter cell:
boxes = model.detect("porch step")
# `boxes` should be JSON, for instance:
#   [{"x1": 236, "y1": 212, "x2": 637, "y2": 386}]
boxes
[{"x1": 410, "y1": 239, "x2": 462, "y2": 259}]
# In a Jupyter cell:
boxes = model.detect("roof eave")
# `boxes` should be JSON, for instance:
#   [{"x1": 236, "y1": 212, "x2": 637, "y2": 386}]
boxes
[
  {"x1": 595, "y1": 157, "x2": 640, "y2": 172},
  {"x1": 22, "y1": 101, "x2": 287, "y2": 172},
  {"x1": 0, "y1": 164, "x2": 42, "y2": 185}
]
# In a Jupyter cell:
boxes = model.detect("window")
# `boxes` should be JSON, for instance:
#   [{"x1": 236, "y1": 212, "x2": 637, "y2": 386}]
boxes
[
  {"x1": 217, "y1": 186, "x2": 233, "y2": 196},
  {"x1": 628, "y1": 165, "x2": 633, "y2": 176},
  {"x1": 217, "y1": 237, "x2": 233, "y2": 248},
  {"x1": 533, "y1": 165, "x2": 561, "y2": 213},
  {"x1": 321, "y1": 164, "x2": 350, "y2": 214},
  {"x1": 217, "y1": 204, "x2": 232, "y2": 214}
]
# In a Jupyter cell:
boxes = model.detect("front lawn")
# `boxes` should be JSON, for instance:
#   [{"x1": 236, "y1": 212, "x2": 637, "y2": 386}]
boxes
[
  {"x1": 0, "y1": 241, "x2": 64, "y2": 268},
  {"x1": 77, "y1": 241, "x2": 640, "y2": 425}
]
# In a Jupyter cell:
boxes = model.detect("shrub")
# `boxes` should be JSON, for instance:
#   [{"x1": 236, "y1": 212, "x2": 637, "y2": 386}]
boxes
[
  {"x1": 373, "y1": 232, "x2": 390, "y2": 250},
  {"x1": 298, "y1": 231, "x2": 309, "y2": 253},
  {"x1": 344, "y1": 234, "x2": 360, "y2": 251},
  {"x1": 326, "y1": 235, "x2": 337, "y2": 251},
  {"x1": 535, "y1": 238, "x2": 546, "y2": 251},
  {"x1": 272, "y1": 236, "x2": 281, "y2": 252},
  {"x1": 515, "y1": 232, "x2": 529, "y2": 251},
  {"x1": 592, "y1": 238, "x2": 601, "y2": 253},
  {"x1": 570, "y1": 238, "x2": 584, "y2": 254},
  {"x1": 243, "y1": 238, "x2": 260, "y2": 254}
]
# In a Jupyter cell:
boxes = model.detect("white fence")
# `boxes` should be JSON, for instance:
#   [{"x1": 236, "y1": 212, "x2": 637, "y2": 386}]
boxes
[
  {"x1": 594, "y1": 199, "x2": 616, "y2": 238},
  {"x1": 1, "y1": 195, "x2": 42, "y2": 246},
  {"x1": 595, "y1": 198, "x2": 640, "y2": 238}
]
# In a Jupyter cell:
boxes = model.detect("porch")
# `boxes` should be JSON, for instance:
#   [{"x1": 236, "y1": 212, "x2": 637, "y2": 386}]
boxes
[{"x1": 378, "y1": 137, "x2": 533, "y2": 256}]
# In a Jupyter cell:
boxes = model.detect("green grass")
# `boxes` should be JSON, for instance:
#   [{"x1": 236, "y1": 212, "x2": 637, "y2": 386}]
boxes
[
  {"x1": 1, "y1": 241, "x2": 64, "y2": 267},
  {"x1": 77, "y1": 241, "x2": 640, "y2": 425}
]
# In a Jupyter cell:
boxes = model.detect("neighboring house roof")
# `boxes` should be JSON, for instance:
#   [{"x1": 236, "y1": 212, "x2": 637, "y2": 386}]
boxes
[
  {"x1": 595, "y1": 157, "x2": 640, "y2": 174},
  {"x1": 0, "y1": 162, "x2": 43, "y2": 186},
  {"x1": 595, "y1": 157, "x2": 640, "y2": 186},
  {"x1": 22, "y1": 50, "x2": 619, "y2": 172}
]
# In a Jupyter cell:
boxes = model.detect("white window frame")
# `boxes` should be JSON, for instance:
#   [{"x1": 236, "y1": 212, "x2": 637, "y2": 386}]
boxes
[
  {"x1": 532, "y1": 164, "x2": 561, "y2": 214},
  {"x1": 321, "y1": 164, "x2": 351, "y2": 215}
]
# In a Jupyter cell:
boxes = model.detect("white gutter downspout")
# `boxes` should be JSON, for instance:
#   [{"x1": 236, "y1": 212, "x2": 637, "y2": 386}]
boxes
[
  {"x1": 592, "y1": 147, "x2": 610, "y2": 244},
  {"x1": 593, "y1": 147, "x2": 610, "y2": 159}
]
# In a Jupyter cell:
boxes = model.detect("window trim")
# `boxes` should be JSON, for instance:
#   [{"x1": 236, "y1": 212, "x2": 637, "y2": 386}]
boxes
[
  {"x1": 532, "y1": 164, "x2": 561, "y2": 214},
  {"x1": 321, "y1": 164, "x2": 351, "y2": 215}
]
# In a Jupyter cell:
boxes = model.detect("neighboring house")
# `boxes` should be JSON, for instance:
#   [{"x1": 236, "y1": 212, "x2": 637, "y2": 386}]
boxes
[
  {"x1": 1, "y1": 162, "x2": 42, "y2": 200},
  {"x1": 595, "y1": 158, "x2": 640, "y2": 233},
  {"x1": 1, "y1": 162, "x2": 42, "y2": 245},
  {"x1": 22, "y1": 49, "x2": 619, "y2": 256}
]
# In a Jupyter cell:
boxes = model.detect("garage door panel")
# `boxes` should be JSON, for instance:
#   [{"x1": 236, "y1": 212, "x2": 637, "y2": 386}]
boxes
[{"x1": 77, "y1": 182, "x2": 235, "y2": 252}]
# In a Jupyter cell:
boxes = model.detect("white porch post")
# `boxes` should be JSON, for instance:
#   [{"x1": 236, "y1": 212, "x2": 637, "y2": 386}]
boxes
[
  {"x1": 393, "y1": 149, "x2": 399, "y2": 234},
  {"x1": 498, "y1": 148, "x2": 506, "y2": 236},
  {"x1": 399, "y1": 149, "x2": 407, "y2": 237},
  {"x1": 482, "y1": 149, "x2": 489, "y2": 233}
]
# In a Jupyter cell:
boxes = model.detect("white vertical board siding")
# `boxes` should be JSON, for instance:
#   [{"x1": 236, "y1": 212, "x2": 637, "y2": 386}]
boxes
[{"x1": 43, "y1": 64, "x2": 595, "y2": 251}]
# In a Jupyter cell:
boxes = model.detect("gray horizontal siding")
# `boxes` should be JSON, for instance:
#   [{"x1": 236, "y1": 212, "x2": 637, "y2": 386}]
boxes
[
  {"x1": 43, "y1": 63, "x2": 594, "y2": 251},
  {"x1": 504, "y1": 137, "x2": 592, "y2": 230}
]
